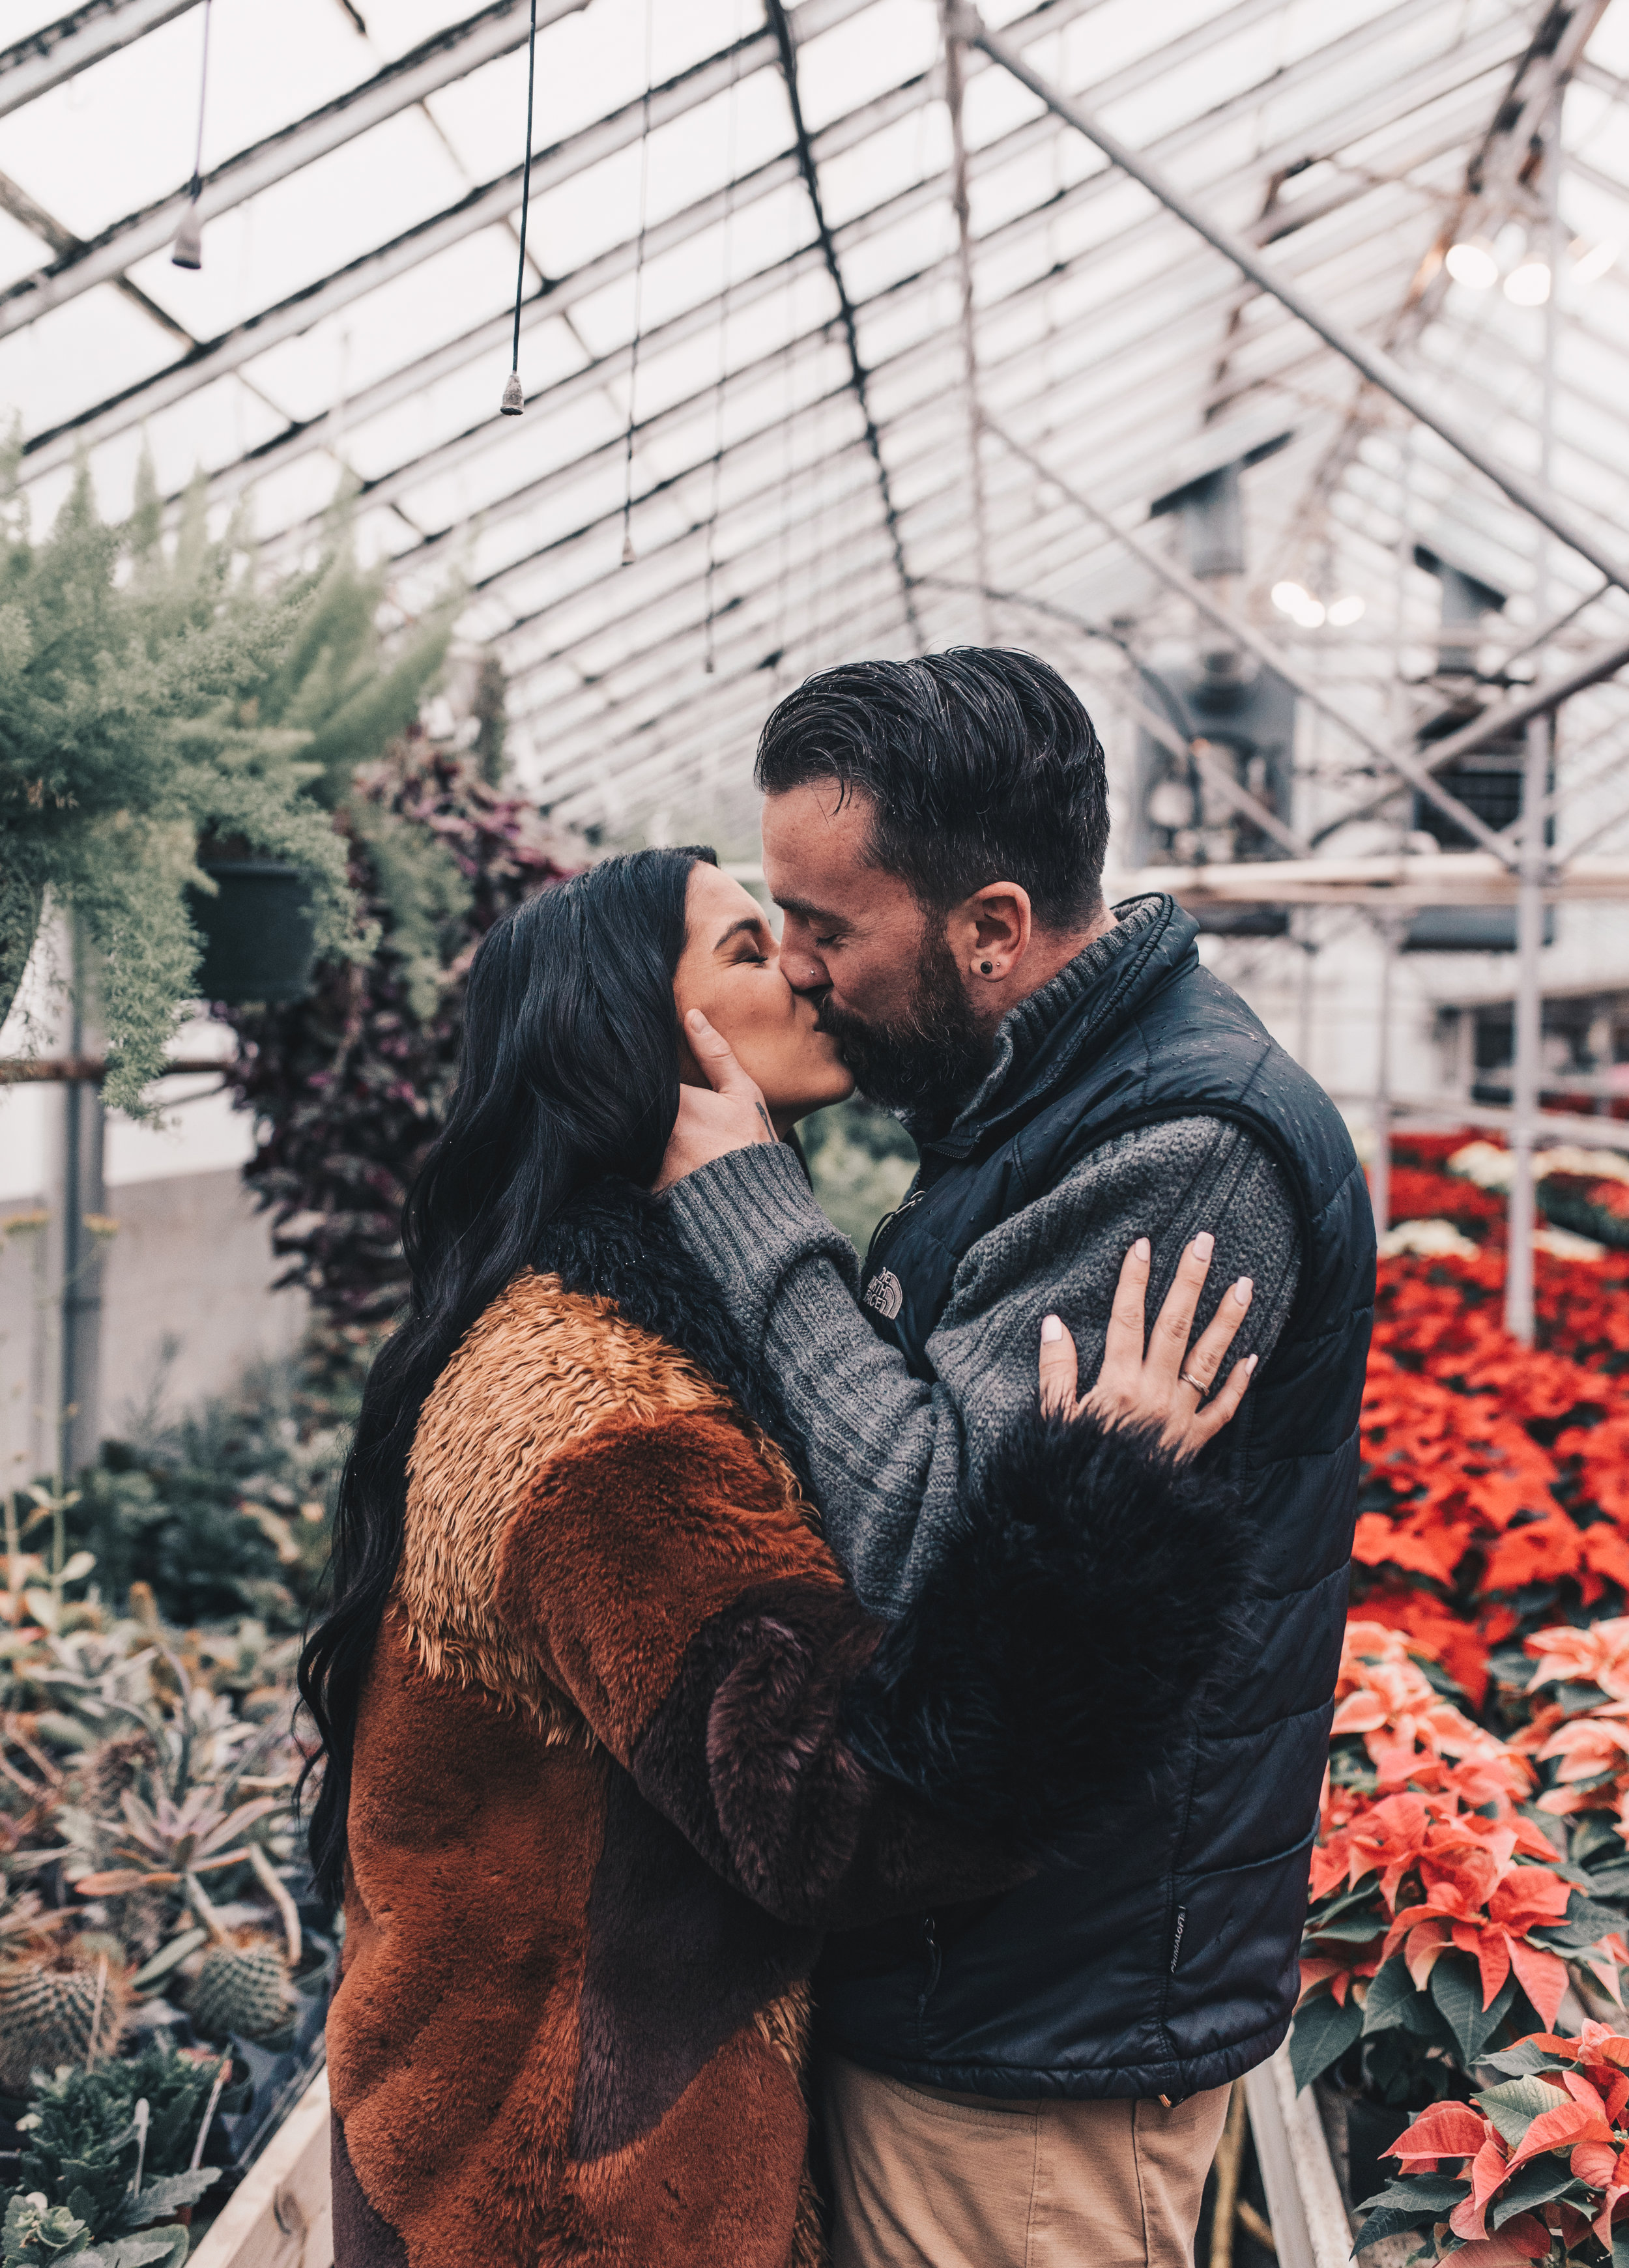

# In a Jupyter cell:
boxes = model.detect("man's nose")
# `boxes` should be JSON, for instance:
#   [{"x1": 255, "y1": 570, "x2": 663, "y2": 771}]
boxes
[{"x1": 781, "y1": 947, "x2": 827, "y2": 994}]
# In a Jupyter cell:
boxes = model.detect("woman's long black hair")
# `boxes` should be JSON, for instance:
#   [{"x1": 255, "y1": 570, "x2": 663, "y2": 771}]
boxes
[{"x1": 298, "y1": 846, "x2": 717, "y2": 1902}]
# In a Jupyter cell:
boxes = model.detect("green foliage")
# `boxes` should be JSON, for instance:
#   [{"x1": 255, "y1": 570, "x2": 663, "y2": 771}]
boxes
[
  {"x1": 3, "y1": 2192, "x2": 184, "y2": 2268},
  {"x1": 14, "y1": 2041, "x2": 220, "y2": 2245},
  {"x1": 225, "y1": 736, "x2": 572, "y2": 1322},
  {"x1": 801, "y1": 1097, "x2": 918, "y2": 1254},
  {"x1": 55, "y1": 1325, "x2": 366, "y2": 1627},
  {"x1": 0, "y1": 450, "x2": 358, "y2": 1109},
  {"x1": 0, "y1": 438, "x2": 458, "y2": 1112}
]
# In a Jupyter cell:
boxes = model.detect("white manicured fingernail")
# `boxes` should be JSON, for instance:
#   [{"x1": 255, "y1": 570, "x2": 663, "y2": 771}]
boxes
[
  {"x1": 1247, "y1": 1353, "x2": 1258, "y2": 1372},
  {"x1": 1193, "y1": 1231, "x2": 1214, "y2": 1260},
  {"x1": 686, "y1": 1009, "x2": 707, "y2": 1029},
  {"x1": 1041, "y1": 1314, "x2": 1063, "y2": 1343},
  {"x1": 1133, "y1": 1237, "x2": 1150, "y2": 1261},
  {"x1": 1233, "y1": 1277, "x2": 1252, "y2": 1305}
]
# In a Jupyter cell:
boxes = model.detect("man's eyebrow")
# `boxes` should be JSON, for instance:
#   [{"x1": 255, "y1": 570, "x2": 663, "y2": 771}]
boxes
[
  {"x1": 773, "y1": 893, "x2": 841, "y2": 925},
  {"x1": 712, "y1": 914, "x2": 768, "y2": 953}
]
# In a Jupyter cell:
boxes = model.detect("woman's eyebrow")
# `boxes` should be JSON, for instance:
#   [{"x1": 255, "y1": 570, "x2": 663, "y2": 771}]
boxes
[{"x1": 713, "y1": 914, "x2": 768, "y2": 953}]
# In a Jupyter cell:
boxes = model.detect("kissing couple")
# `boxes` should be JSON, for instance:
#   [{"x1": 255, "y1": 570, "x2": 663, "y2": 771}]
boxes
[{"x1": 310, "y1": 649, "x2": 1374, "y2": 2268}]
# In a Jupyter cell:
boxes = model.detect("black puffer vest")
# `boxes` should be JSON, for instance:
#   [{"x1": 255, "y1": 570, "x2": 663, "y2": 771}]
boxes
[{"x1": 818, "y1": 897, "x2": 1376, "y2": 2100}]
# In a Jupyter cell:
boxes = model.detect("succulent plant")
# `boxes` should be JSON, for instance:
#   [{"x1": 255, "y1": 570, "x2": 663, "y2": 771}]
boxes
[
  {"x1": 72, "y1": 1734, "x2": 158, "y2": 1820},
  {"x1": 186, "y1": 1932, "x2": 291, "y2": 2041},
  {"x1": 0, "y1": 1940, "x2": 128, "y2": 2090}
]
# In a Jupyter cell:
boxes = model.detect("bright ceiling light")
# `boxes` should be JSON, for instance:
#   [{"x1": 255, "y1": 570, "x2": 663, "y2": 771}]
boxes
[
  {"x1": 1503, "y1": 259, "x2": 1551, "y2": 306},
  {"x1": 1326, "y1": 594, "x2": 1366, "y2": 627},
  {"x1": 1271, "y1": 580, "x2": 1326, "y2": 629},
  {"x1": 1573, "y1": 237, "x2": 1619, "y2": 286},
  {"x1": 1445, "y1": 237, "x2": 1499, "y2": 289}
]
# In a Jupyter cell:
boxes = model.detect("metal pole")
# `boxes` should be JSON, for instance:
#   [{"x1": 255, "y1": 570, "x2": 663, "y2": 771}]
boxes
[
  {"x1": 1372, "y1": 921, "x2": 1395, "y2": 1242},
  {"x1": 959, "y1": 8, "x2": 1629, "y2": 597},
  {"x1": 1505, "y1": 715, "x2": 1548, "y2": 1342},
  {"x1": 54, "y1": 923, "x2": 106, "y2": 1482},
  {"x1": 1503, "y1": 98, "x2": 1563, "y2": 1345}
]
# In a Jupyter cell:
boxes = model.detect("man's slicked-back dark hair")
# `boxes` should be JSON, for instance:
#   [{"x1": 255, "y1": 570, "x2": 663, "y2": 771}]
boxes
[{"x1": 755, "y1": 648, "x2": 1109, "y2": 930}]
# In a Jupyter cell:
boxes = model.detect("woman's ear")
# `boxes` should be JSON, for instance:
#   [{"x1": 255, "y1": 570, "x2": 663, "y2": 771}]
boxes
[{"x1": 674, "y1": 998, "x2": 706, "y2": 1089}]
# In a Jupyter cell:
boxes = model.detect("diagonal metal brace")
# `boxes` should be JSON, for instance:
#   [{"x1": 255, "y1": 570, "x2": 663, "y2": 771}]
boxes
[{"x1": 960, "y1": 7, "x2": 1629, "y2": 601}]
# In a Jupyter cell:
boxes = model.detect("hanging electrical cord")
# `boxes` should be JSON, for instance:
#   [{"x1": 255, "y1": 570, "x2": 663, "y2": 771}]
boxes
[
  {"x1": 171, "y1": 0, "x2": 213, "y2": 270},
  {"x1": 940, "y1": 0, "x2": 992, "y2": 645},
  {"x1": 702, "y1": 1, "x2": 745, "y2": 673},
  {"x1": 620, "y1": 0, "x2": 656, "y2": 562},
  {"x1": 500, "y1": 0, "x2": 540, "y2": 415}
]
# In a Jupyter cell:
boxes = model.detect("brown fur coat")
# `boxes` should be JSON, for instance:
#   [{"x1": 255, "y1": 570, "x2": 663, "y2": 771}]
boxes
[{"x1": 327, "y1": 1269, "x2": 1020, "y2": 2268}]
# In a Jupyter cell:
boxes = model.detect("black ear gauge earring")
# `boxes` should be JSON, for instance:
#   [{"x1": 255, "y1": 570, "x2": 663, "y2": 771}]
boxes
[{"x1": 980, "y1": 960, "x2": 994, "y2": 975}]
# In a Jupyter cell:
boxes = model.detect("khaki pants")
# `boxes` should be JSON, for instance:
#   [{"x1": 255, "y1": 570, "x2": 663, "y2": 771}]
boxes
[{"x1": 821, "y1": 2055, "x2": 1230, "y2": 2268}]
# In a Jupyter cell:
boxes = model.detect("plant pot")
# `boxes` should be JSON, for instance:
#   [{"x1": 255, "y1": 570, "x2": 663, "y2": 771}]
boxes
[
  {"x1": 1342, "y1": 2095, "x2": 1413, "y2": 2216},
  {"x1": 187, "y1": 863, "x2": 315, "y2": 1005}
]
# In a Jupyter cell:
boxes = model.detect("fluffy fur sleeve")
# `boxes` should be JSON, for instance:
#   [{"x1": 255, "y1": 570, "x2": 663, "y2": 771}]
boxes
[
  {"x1": 843, "y1": 1407, "x2": 1253, "y2": 1843},
  {"x1": 494, "y1": 1407, "x2": 1020, "y2": 1926}
]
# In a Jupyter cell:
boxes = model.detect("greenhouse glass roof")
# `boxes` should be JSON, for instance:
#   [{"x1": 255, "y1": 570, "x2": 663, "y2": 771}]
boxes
[{"x1": 3, "y1": 0, "x2": 1628, "y2": 859}]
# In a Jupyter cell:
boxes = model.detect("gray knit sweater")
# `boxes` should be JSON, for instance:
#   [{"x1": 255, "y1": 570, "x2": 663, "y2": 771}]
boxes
[{"x1": 666, "y1": 906, "x2": 1303, "y2": 1619}]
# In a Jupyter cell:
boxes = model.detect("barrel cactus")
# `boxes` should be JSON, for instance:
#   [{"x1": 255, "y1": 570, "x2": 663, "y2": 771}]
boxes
[
  {"x1": 186, "y1": 1934, "x2": 291, "y2": 2041},
  {"x1": 0, "y1": 1942, "x2": 128, "y2": 2089}
]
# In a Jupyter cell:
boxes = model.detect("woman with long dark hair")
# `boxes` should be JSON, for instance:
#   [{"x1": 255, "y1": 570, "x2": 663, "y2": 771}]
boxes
[{"x1": 304, "y1": 847, "x2": 1257, "y2": 2268}]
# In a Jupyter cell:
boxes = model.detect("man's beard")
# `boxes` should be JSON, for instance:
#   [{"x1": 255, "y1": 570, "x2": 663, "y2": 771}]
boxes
[{"x1": 814, "y1": 925, "x2": 993, "y2": 1123}]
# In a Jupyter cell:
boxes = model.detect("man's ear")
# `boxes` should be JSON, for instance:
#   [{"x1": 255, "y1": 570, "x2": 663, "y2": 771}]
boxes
[{"x1": 948, "y1": 882, "x2": 1032, "y2": 985}]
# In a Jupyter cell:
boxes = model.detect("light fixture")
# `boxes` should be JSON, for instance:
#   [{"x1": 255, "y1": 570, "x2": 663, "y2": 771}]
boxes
[
  {"x1": 1445, "y1": 237, "x2": 1499, "y2": 290},
  {"x1": 1271, "y1": 579, "x2": 1326, "y2": 629},
  {"x1": 1503, "y1": 260, "x2": 1551, "y2": 306},
  {"x1": 1325, "y1": 594, "x2": 1366, "y2": 627},
  {"x1": 1573, "y1": 237, "x2": 1619, "y2": 287}
]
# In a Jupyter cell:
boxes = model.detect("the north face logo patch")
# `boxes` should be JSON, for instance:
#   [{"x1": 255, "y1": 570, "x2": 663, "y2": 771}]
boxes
[{"x1": 863, "y1": 1268, "x2": 903, "y2": 1320}]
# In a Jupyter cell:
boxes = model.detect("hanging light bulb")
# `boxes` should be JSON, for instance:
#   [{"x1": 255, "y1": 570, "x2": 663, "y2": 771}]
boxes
[
  {"x1": 1503, "y1": 259, "x2": 1551, "y2": 306},
  {"x1": 1445, "y1": 237, "x2": 1498, "y2": 289},
  {"x1": 1326, "y1": 594, "x2": 1366, "y2": 627},
  {"x1": 173, "y1": 0, "x2": 212, "y2": 270},
  {"x1": 1271, "y1": 580, "x2": 1326, "y2": 629},
  {"x1": 171, "y1": 199, "x2": 203, "y2": 270},
  {"x1": 1572, "y1": 237, "x2": 1619, "y2": 287}
]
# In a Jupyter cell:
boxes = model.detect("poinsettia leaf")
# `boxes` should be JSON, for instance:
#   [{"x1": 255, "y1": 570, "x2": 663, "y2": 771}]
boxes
[
  {"x1": 1308, "y1": 1916, "x2": 1390, "y2": 1944},
  {"x1": 1355, "y1": 2176, "x2": 1471, "y2": 2213},
  {"x1": 1363, "y1": 1955, "x2": 1425, "y2": 2036},
  {"x1": 1613, "y1": 2231, "x2": 1629, "y2": 2268},
  {"x1": 1477, "y1": 2075, "x2": 1570, "y2": 2147},
  {"x1": 1289, "y1": 1991, "x2": 1362, "y2": 2091},
  {"x1": 1355, "y1": 2206, "x2": 1445, "y2": 2249},
  {"x1": 1482, "y1": 2041, "x2": 1567, "y2": 2078},
  {"x1": 1531, "y1": 1892, "x2": 1628, "y2": 1951},
  {"x1": 1586, "y1": 1863, "x2": 1629, "y2": 1899},
  {"x1": 1490, "y1": 2161, "x2": 1588, "y2": 2228},
  {"x1": 1570, "y1": 1813, "x2": 1624, "y2": 1865},
  {"x1": 1432, "y1": 1953, "x2": 1516, "y2": 2065}
]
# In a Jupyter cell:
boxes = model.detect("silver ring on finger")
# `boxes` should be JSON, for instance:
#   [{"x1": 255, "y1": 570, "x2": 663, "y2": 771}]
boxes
[{"x1": 1179, "y1": 1369, "x2": 1207, "y2": 1394}]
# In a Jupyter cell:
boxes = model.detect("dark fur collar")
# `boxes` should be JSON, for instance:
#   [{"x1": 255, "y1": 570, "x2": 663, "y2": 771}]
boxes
[{"x1": 531, "y1": 1178, "x2": 799, "y2": 1466}]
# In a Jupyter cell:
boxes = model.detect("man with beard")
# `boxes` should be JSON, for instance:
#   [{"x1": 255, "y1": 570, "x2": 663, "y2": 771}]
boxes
[{"x1": 658, "y1": 649, "x2": 1374, "y2": 2268}]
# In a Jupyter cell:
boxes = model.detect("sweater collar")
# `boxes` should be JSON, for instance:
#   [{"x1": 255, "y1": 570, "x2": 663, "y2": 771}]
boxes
[{"x1": 911, "y1": 894, "x2": 1193, "y2": 1158}]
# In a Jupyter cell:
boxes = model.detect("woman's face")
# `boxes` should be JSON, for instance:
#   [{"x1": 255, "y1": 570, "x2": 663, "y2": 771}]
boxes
[{"x1": 673, "y1": 863, "x2": 855, "y2": 1134}]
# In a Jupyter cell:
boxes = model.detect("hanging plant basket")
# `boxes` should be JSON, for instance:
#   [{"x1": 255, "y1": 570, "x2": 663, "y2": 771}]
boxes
[{"x1": 188, "y1": 861, "x2": 317, "y2": 1005}]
